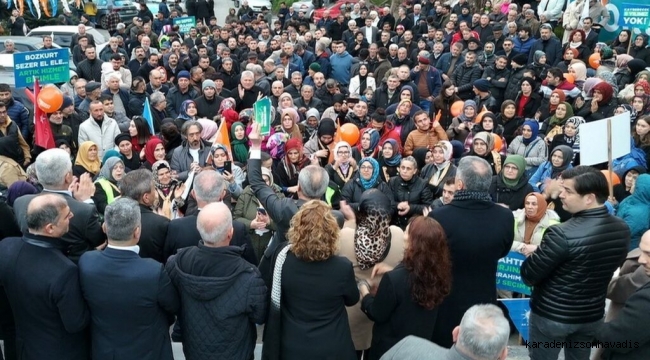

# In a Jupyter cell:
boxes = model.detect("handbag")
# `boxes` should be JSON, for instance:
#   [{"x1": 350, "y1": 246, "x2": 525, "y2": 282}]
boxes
[{"x1": 261, "y1": 243, "x2": 291, "y2": 360}]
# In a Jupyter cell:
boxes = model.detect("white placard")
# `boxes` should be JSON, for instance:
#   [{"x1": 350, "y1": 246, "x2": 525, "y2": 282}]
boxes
[{"x1": 579, "y1": 112, "x2": 631, "y2": 166}]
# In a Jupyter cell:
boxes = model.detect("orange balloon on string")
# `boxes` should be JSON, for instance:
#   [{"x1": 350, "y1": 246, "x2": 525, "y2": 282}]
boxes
[
  {"x1": 450, "y1": 100, "x2": 464, "y2": 117},
  {"x1": 338, "y1": 123, "x2": 360, "y2": 145},
  {"x1": 589, "y1": 53, "x2": 601, "y2": 69},
  {"x1": 563, "y1": 73, "x2": 575, "y2": 84},
  {"x1": 492, "y1": 134, "x2": 503, "y2": 151},
  {"x1": 37, "y1": 85, "x2": 64, "y2": 113}
]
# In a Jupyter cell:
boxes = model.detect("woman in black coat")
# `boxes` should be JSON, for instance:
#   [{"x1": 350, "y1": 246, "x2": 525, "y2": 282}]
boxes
[
  {"x1": 419, "y1": 141, "x2": 456, "y2": 199},
  {"x1": 514, "y1": 78, "x2": 542, "y2": 119},
  {"x1": 341, "y1": 158, "x2": 393, "y2": 211},
  {"x1": 263, "y1": 201, "x2": 359, "y2": 360},
  {"x1": 360, "y1": 216, "x2": 451, "y2": 360},
  {"x1": 388, "y1": 157, "x2": 433, "y2": 229},
  {"x1": 489, "y1": 155, "x2": 534, "y2": 210}
]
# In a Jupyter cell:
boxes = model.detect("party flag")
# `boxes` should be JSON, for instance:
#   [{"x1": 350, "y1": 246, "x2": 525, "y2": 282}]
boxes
[
  {"x1": 142, "y1": 97, "x2": 155, "y2": 134},
  {"x1": 33, "y1": 78, "x2": 56, "y2": 149},
  {"x1": 214, "y1": 117, "x2": 231, "y2": 155}
]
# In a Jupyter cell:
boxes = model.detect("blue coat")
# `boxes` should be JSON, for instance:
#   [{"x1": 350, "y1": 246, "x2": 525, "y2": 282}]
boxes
[
  {"x1": 528, "y1": 161, "x2": 573, "y2": 193},
  {"x1": 512, "y1": 36, "x2": 535, "y2": 58},
  {"x1": 617, "y1": 174, "x2": 650, "y2": 250},
  {"x1": 435, "y1": 52, "x2": 464, "y2": 75},
  {"x1": 78, "y1": 247, "x2": 180, "y2": 360},
  {"x1": 330, "y1": 51, "x2": 354, "y2": 86}
]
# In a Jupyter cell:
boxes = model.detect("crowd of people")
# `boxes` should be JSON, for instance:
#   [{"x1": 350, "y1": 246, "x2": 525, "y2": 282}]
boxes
[{"x1": 1, "y1": 0, "x2": 650, "y2": 359}]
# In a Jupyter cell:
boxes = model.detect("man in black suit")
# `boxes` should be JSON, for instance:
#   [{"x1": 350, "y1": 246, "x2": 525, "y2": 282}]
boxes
[
  {"x1": 0, "y1": 193, "x2": 90, "y2": 360},
  {"x1": 13, "y1": 148, "x2": 104, "y2": 263},
  {"x1": 164, "y1": 171, "x2": 257, "y2": 265},
  {"x1": 118, "y1": 169, "x2": 170, "y2": 263},
  {"x1": 78, "y1": 198, "x2": 179, "y2": 360},
  {"x1": 429, "y1": 156, "x2": 514, "y2": 348},
  {"x1": 582, "y1": 17, "x2": 599, "y2": 50}
]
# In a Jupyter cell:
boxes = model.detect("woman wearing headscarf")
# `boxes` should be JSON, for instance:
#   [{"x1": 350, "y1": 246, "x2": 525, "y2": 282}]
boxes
[
  {"x1": 462, "y1": 131, "x2": 506, "y2": 175},
  {"x1": 536, "y1": 89, "x2": 565, "y2": 123},
  {"x1": 598, "y1": 70, "x2": 619, "y2": 95},
  {"x1": 143, "y1": 137, "x2": 166, "y2": 170},
  {"x1": 304, "y1": 118, "x2": 337, "y2": 167},
  {"x1": 507, "y1": 120, "x2": 548, "y2": 177},
  {"x1": 389, "y1": 156, "x2": 433, "y2": 229},
  {"x1": 341, "y1": 157, "x2": 392, "y2": 212},
  {"x1": 541, "y1": 101, "x2": 574, "y2": 141},
  {"x1": 230, "y1": 121, "x2": 250, "y2": 166},
  {"x1": 73, "y1": 141, "x2": 101, "y2": 178},
  {"x1": 612, "y1": 166, "x2": 646, "y2": 205},
  {"x1": 557, "y1": 48, "x2": 579, "y2": 73},
  {"x1": 349, "y1": 63, "x2": 377, "y2": 99},
  {"x1": 388, "y1": 99, "x2": 417, "y2": 145},
  {"x1": 614, "y1": 54, "x2": 635, "y2": 90},
  {"x1": 274, "y1": 138, "x2": 310, "y2": 198},
  {"x1": 338, "y1": 190, "x2": 405, "y2": 359},
  {"x1": 411, "y1": 147, "x2": 433, "y2": 171},
  {"x1": 548, "y1": 116, "x2": 585, "y2": 165},
  {"x1": 209, "y1": 143, "x2": 245, "y2": 198},
  {"x1": 617, "y1": 174, "x2": 650, "y2": 250},
  {"x1": 568, "y1": 61, "x2": 587, "y2": 90},
  {"x1": 596, "y1": 46, "x2": 617, "y2": 76},
  {"x1": 326, "y1": 141, "x2": 358, "y2": 188},
  {"x1": 420, "y1": 141, "x2": 456, "y2": 198},
  {"x1": 514, "y1": 77, "x2": 543, "y2": 119},
  {"x1": 302, "y1": 109, "x2": 320, "y2": 144},
  {"x1": 433, "y1": 81, "x2": 462, "y2": 130},
  {"x1": 234, "y1": 167, "x2": 284, "y2": 262},
  {"x1": 173, "y1": 99, "x2": 198, "y2": 130},
  {"x1": 151, "y1": 160, "x2": 186, "y2": 220},
  {"x1": 574, "y1": 77, "x2": 603, "y2": 115},
  {"x1": 92, "y1": 157, "x2": 125, "y2": 215},
  {"x1": 497, "y1": 100, "x2": 524, "y2": 145},
  {"x1": 4, "y1": 181, "x2": 38, "y2": 208},
  {"x1": 275, "y1": 108, "x2": 304, "y2": 141},
  {"x1": 359, "y1": 216, "x2": 451, "y2": 360},
  {"x1": 529, "y1": 145, "x2": 574, "y2": 193},
  {"x1": 446, "y1": 99, "x2": 478, "y2": 143},
  {"x1": 275, "y1": 93, "x2": 299, "y2": 125},
  {"x1": 197, "y1": 118, "x2": 218, "y2": 143},
  {"x1": 512, "y1": 192, "x2": 560, "y2": 256},
  {"x1": 529, "y1": 50, "x2": 550, "y2": 80},
  {"x1": 352, "y1": 128, "x2": 380, "y2": 162},
  {"x1": 463, "y1": 112, "x2": 506, "y2": 155},
  {"x1": 378, "y1": 139, "x2": 401, "y2": 183},
  {"x1": 385, "y1": 86, "x2": 423, "y2": 117},
  {"x1": 584, "y1": 82, "x2": 617, "y2": 121},
  {"x1": 629, "y1": 34, "x2": 650, "y2": 64},
  {"x1": 489, "y1": 155, "x2": 534, "y2": 210}
]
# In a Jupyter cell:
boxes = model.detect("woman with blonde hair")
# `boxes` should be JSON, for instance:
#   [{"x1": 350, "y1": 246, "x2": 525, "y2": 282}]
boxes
[
  {"x1": 262, "y1": 200, "x2": 358, "y2": 360},
  {"x1": 73, "y1": 141, "x2": 101, "y2": 177}
]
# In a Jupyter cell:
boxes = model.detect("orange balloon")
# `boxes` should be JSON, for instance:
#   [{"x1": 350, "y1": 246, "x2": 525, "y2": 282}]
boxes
[
  {"x1": 37, "y1": 85, "x2": 64, "y2": 113},
  {"x1": 450, "y1": 100, "x2": 464, "y2": 117},
  {"x1": 589, "y1": 53, "x2": 601, "y2": 69},
  {"x1": 601, "y1": 170, "x2": 620, "y2": 186},
  {"x1": 492, "y1": 134, "x2": 503, "y2": 151},
  {"x1": 563, "y1": 73, "x2": 575, "y2": 84},
  {"x1": 475, "y1": 110, "x2": 489, "y2": 123},
  {"x1": 338, "y1": 123, "x2": 361, "y2": 145}
]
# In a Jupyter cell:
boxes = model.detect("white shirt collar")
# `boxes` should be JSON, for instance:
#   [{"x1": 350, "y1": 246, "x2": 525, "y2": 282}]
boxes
[{"x1": 107, "y1": 244, "x2": 140, "y2": 254}]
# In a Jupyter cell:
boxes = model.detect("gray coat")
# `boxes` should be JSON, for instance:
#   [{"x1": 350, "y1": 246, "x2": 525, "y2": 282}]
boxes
[{"x1": 169, "y1": 140, "x2": 212, "y2": 181}]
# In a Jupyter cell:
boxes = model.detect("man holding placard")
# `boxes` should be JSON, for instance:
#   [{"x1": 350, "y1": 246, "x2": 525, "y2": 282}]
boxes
[{"x1": 521, "y1": 166, "x2": 630, "y2": 360}]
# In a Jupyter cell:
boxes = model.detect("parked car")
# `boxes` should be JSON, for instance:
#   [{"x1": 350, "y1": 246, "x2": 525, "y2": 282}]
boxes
[
  {"x1": 0, "y1": 37, "x2": 65, "y2": 53},
  {"x1": 292, "y1": 1, "x2": 316, "y2": 22},
  {"x1": 313, "y1": 0, "x2": 358, "y2": 24},
  {"x1": 245, "y1": 0, "x2": 272, "y2": 15},
  {"x1": 146, "y1": 0, "x2": 186, "y2": 15},
  {"x1": 27, "y1": 26, "x2": 108, "y2": 55},
  {"x1": 72, "y1": 0, "x2": 139, "y2": 29}
]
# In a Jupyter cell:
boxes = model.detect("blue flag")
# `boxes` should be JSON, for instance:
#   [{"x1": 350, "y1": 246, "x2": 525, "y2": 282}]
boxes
[
  {"x1": 499, "y1": 298, "x2": 531, "y2": 341},
  {"x1": 142, "y1": 97, "x2": 155, "y2": 134}
]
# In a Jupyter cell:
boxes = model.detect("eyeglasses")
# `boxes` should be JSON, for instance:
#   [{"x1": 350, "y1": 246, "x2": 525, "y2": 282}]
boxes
[
  {"x1": 504, "y1": 165, "x2": 518, "y2": 171},
  {"x1": 360, "y1": 165, "x2": 373, "y2": 170},
  {"x1": 337, "y1": 151, "x2": 350, "y2": 155}
]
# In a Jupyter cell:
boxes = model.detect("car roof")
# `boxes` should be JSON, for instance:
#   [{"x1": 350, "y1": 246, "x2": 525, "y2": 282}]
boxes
[
  {"x1": 29, "y1": 26, "x2": 106, "y2": 43},
  {"x1": 0, "y1": 36, "x2": 46, "y2": 44}
]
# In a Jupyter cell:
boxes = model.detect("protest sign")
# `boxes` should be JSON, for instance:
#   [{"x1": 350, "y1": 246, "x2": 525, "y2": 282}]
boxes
[
  {"x1": 497, "y1": 251, "x2": 531, "y2": 296},
  {"x1": 254, "y1": 97, "x2": 273, "y2": 136},
  {"x1": 13, "y1": 49, "x2": 70, "y2": 88},
  {"x1": 579, "y1": 112, "x2": 631, "y2": 166},
  {"x1": 173, "y1": 16, "x2": 196, "y2": 34},
  {"x1": 618, "y1": 4, "x2": 650, "y2": 27}
]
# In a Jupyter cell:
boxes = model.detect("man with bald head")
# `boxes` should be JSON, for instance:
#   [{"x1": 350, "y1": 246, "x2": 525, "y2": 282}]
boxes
[
  {"x1": 165, "y1": 202, "x2": 267, "y2": 360},
  {"x1": 146, "y1": 68, "x2": 170, "y2": 96},
  {"x1": 0, "y1": 193, "x2": 90, "y2": 360}
]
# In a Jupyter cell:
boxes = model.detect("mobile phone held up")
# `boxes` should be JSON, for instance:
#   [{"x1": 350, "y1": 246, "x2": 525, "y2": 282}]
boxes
[{"x1": 224, "y1": 161, "x2": 232, "y2": 174}]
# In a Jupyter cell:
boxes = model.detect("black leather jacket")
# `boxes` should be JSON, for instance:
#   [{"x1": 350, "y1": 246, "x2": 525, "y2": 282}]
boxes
[{"x1": 521, "y1": 206, "x2": 630, "y2": 324}]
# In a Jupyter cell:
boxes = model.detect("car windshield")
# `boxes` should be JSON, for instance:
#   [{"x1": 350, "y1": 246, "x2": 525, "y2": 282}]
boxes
[
  {"x1": 31, "y1": 33, "x2": 73, "y2": 47},
  {"x1": 0, "y1": 67, "x2": 16, "y2": 87}
]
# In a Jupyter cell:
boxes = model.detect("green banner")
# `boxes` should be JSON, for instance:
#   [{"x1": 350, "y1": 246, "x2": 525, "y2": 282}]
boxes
[
  {"x1": 173, "y1": 16, "x2": 196, "y2": 34},
  {"x1": 254, "y1": 97, "x2": 273, "y2": 136}
]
